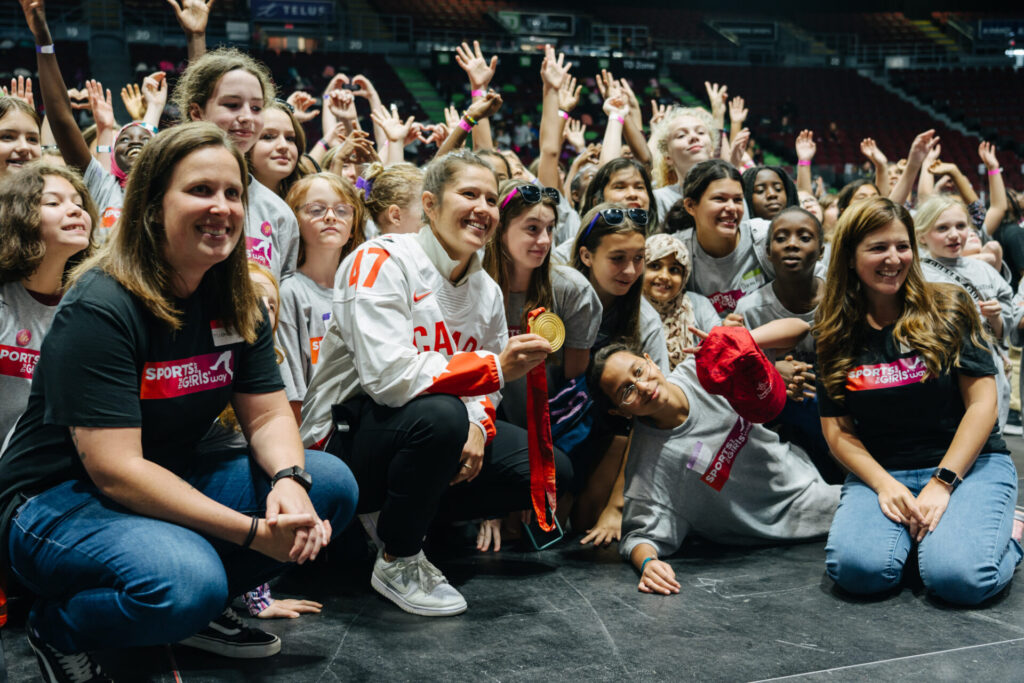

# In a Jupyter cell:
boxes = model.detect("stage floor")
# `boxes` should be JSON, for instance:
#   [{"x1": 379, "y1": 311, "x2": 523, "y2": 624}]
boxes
[{"x1": 3, "y1": 443, "x2": 1023, "y2": 682}]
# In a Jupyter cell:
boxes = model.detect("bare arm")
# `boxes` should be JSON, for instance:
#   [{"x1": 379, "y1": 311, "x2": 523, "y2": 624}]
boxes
[
  {"x1": 537, "y1": 44, "x2": 571, "y2": 190},
  {"x1": 168, "y1": 0, "x2": 212, "y2": 61},
  {"x1": 794, "y1": 129, "x2": 816, "y2": 195},
  {"x1": 889, "y1": 130, "x2": 938, "y2": 207},
  {"x1": 979, "y1": 142, "x2": 1007, "y2": 235},
  {"x1": 20, "y1": 0, "x2": 92, "y2": 172}
]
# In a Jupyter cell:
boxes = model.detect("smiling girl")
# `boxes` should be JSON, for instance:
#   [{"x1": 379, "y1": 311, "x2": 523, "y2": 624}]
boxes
[
  {"x1": 0, "y1": 163, "x2": 96, "y2": 440},
  {"x1": 249, "y1": 100, "x2": 305, "y2": 199},
  {"x1": 173, "y1": 48, "x2": 300, "y2": 282},
  {"x1": 650, "y1": 107, "x2": 717, "y2": 218},
  {"x1": 0, "y1": 99, "x2": 41, "y2": 181},
  {"x1": 278, "y1": 173, "x2": 365, "y2": 422},
  {"x1": 673, "y1": 160, "x2": 774, "y2": 319},
  {"x1": 816, "y1": 196, "x2": 1021, "y2": 605},
  {"x1": 301, "y1": 150, "x2": 565, "y2": 617},
  {"x1": 915, "y1": 195, "x2": 1013, "y2": 429}
]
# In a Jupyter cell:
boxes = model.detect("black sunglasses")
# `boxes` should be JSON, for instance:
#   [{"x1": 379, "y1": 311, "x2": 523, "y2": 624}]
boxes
[
  {"x1": 500, "y1": 184, "x2": 560, "y2": 210},
  {"x1": 582, "y1": 207, "x2": 649, "y2": 239}
]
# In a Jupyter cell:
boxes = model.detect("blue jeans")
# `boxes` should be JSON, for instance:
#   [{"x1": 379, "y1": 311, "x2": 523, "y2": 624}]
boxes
[
  {"x1": 825, "y1": 452, "x2": 1022, "y2": 605},
  {"x1": 8, "y1": 449, "x2": 358, "y2": 653}
]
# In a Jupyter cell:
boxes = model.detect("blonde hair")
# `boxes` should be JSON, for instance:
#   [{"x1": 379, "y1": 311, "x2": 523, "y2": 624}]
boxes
[
  {"x1": 649, "y1": 106, "x2": 718, "y2": 188},
  {"x1": 913, "y1": 195, "x2": 972, "y2": 246},
  {"x1": 285, "y1": 172, "x2": 366, "y2": 267},
  {"x1": 68, "y1": 123, "x2": 262, "y2": 343},
  {"x1": 173, "y1": 47, "x2": 276, "y2": 122},
  {"x1": 814, "y1": 196, "x2": 986, "y2": 404},
  {"x1": 360, "y1": 162, "x2": 424, "y2": 225}
]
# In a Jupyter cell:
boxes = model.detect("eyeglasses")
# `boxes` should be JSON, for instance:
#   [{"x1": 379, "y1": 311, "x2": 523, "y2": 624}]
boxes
[
  {"x1": 500, "y1": 184, "x2": 560, "y2": 210},
  {"x1": 301, "y1": 202, "x2": 354, "y2": 221},
  {"x1": 619, "y1": 356, "x2": 656, "y2": 406},
  {"x1": 583, "y1": 207, "x2": 650, "y2": 240}
]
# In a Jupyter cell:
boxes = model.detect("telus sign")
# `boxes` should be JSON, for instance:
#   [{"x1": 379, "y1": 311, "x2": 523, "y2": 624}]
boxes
[{"x1": 251, "y1": 0, "x2": 334, "y2": 22}]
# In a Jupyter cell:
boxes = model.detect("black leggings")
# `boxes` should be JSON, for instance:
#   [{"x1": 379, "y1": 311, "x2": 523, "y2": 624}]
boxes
[{"x1": 324, "y1": 394, "x2": 573, "y2": 556}]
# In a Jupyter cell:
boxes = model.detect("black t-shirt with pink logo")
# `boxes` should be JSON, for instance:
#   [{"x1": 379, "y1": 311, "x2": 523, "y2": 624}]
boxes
[
  {"x1": 0, "y1": 268, "x2": 282, "y2": 541},
  {"x1": 817, "y1": 323, "x2": 1007, "y2": 471}
]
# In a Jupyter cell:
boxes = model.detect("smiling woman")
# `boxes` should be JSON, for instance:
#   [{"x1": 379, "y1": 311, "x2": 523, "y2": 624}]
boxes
[
  {"x1": 0, "y1": 123, "x2": 358, "y2": 674},
  {"x1": 301, "y1": 150, "x2": 572, "y2": 617},
  {"x1": 815, "y1": 196, "x2": 1021, "y2": 605}
]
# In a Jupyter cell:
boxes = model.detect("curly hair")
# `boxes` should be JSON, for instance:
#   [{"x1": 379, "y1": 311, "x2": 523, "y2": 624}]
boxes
[
  {"x1": 648, "y1": 106, "x2": 717, "y2": 188},
  {"x1": 814, "y1": 196, "x2": 987, "y2": 405},
  {"x1": 0, "y1": 162, "x2": 98, "y2": 285}
]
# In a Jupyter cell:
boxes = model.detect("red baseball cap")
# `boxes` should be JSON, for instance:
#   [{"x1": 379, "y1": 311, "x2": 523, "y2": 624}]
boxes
[{"x1": 694, "y1": 326, "x2": 786, "y2": 423}]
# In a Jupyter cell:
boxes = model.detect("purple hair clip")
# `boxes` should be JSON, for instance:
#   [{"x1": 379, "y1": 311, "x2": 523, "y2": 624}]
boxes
[{"x1": 355, "y1": 176, "x2": 373, "y2": 200}]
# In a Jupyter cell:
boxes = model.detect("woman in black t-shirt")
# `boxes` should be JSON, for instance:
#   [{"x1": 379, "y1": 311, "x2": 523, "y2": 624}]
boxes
[
  {"x1": 0, "y1": 122, "x2": 358, "y2": 678},
  {"x1": 815, "y1": 196, "x2": 1021, "y2": 606}
]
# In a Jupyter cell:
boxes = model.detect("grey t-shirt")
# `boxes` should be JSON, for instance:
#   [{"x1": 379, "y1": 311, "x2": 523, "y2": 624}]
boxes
[
  {"x1": 84, "y1": 158, "x2": 124, "y2": 245},
  {"x1": 0, "y1": 282, "x2": 58, "y2": 443},
  {"x1": 923, "y1": 255, "x2": 1013, "y2": 428},
  {"x1": 653, "y1": 184, "x2": 684, "y2": 219},
  {"x1": 245, "y1": 178, "x2": 300, "y2": 281},
  {"x1": 619, "y1": 357, "x2": 840, "y2": 560},
  {"x1": 553, "y1": 191, "x2": 581, "y2": 248},
  {"x1": 735, "y1": 280, "x2": 819, "y2": 364},
  {"x1": 672, "y1": 221, "x2": 771, "y2": 318},
  {"x1": 278, "y1": 271, "x2": 334, "y2": 403},
  {"x1": 687, "y1": 291, "x2": 722, "y2": 335},
  {"x1": 501, "y1": 266, "x2": 602, "y2": 428}
]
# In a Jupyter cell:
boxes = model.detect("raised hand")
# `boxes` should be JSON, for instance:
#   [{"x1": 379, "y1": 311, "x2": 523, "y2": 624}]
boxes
[
  {"x1": 928, "y1": 159, "x2": 959, "y2": 177},
  {"x1": 728, "y1": 95, "x2": 748, "y2": 126},
  {"x1": 86, "y1": 79, "x2": 114, "y2": 131},
  {"x1": 860, "y1": 137, "x2": 887, "y2": 166},
  {"x1": 464, "y1": 90, "x2": 503, "y2": 121},
  {"x1": 166, "y1": 0, "x2": 213, "y2": 36},
  {"x1": 121, "y1": 83, "x2": 146, "y2": 121},
  {"x1": 978, "y1": 141, "x2": 1000, "y2": 170},
  {"x1": 563, "y1": 118, "x2": 586, "y2": 150},
  {"x1": 617, "y1": 78, "x2": 643, "y2": 129},
  {"x1": 595, "y1": 68, "x2": 622, "y2": 101},
  {"x1": 286, "y1": 91, "x2": 320, "y2": 123},
  {"x1": 370, "y1": 103, "x2": 416, "y2": 144},
  {"x1": 326, "y1": 88, "x2": 357, "y2": 124},
  {"x1": 725, "y1": 128, "x2": 751, "y2": 168},
  {"x1": 603, "y1": 93, "x2": 630, "y2": 121},
  {"x1": 19, "y1": 0, "x2": 52, "y2": 45},
  {"x1": 454, "y1": 40, "x2": 498, "y2": 91},
  {"x1": 2, "y1": 76, "x2": 35, "y2": 109},
  {"x1": 906, "y1": 129, "x2": 939, "y2": 168},
  {"x1": 795, "y1": 129, "x2": 816, "y2": 162},
  {"x1": 650, "y1": 100, "x2": 670, "y2": 126},
  {"x1": 558, "y1": 75, "x2": 581, "y2": 113},
  {"x1": 443, "y1": 105, "x2": 461, "y2": 130},
  {"x1": 349, "y1": 74, "x2": 380, "y2": 103},
  {"x1": 540, "y1": 44, "x2": 572, "y2": 91},
  {"x1": 704, "y1": 81, "x2": 728, "y2": 121}
]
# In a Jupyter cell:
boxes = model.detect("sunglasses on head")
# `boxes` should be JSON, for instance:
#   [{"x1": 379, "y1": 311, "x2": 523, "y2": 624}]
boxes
[
  {"x1": 500, "y1": 184, "x2": 560, "y2": 210},
  {"x1": 582, "y1": 207, "x2": 649, "y2": 239}
]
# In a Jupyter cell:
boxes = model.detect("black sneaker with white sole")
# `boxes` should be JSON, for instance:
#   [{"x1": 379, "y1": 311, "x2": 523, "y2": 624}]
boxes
[
  {"x1": 27, "y1": 630, "x2": 112, "y2": 683},
  {"x1": 178, "y1": 607, "x2": 281, "y2": 659}
]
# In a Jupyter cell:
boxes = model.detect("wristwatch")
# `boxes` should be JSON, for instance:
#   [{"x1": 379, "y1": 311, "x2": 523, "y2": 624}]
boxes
[
  {"x1": 932, "y1": 467, "x2": 962, "y2": 491},
  {"x1": 271, "y1": 466, "x2": 313, "y2": 492}
]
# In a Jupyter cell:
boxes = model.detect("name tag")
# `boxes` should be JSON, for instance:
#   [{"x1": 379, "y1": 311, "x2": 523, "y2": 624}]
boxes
[{"x1": 211, "y1": 320, "x2": 244, "y2": 347}]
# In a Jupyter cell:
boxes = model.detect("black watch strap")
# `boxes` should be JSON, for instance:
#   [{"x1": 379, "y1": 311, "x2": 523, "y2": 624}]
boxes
[
  {"x1": 933, "y1": 467, "x2": 962, "y2": 491},
  {"x1": 271, "y1": 465, "x2": 312, "y2": 492}
]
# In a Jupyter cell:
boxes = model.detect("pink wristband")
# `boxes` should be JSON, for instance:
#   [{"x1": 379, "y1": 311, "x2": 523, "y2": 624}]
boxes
[
  {"x1": 742, "y1": 162, "x2": 755, "y2": 171},
  {"x1": 798, "y1": 160, "x2": 811, "y2": 166},
  {"x1": 458, "y1": 119, "x2": 473, "y2": 133},
  {"x1": 988, "y1": 168, "x2": 1002, "y2": 176},
  {"x1": 559, "y1": 110, "x2": 569, "y2": 120},
  {"x1": 471, "y1": 89, "x2": 485, "y2": 97},
  {"x1": 614, "y1": 115, "x2": 624, "y2": 124}
]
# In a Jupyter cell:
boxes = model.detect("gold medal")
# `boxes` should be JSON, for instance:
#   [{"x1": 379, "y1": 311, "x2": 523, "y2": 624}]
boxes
[{"x1": 529, "y1": 311, "x2": 565, "y2": 353}]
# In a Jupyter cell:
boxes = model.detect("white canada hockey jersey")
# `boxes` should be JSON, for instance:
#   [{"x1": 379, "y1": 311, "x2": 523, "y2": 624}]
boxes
[{"x1": 300, "y1": 228, "x2": 507, "y2": 449}]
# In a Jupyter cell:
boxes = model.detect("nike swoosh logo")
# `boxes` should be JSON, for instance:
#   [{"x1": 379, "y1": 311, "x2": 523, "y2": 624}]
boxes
[{"x1": 413, "y1": 291, "x2": 432, "y2": 302}]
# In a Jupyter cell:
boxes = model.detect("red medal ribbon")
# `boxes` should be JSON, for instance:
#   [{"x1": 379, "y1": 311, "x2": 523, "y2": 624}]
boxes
[{"x1": 526, "y1": 308, "x2": 557, "y2": 531}]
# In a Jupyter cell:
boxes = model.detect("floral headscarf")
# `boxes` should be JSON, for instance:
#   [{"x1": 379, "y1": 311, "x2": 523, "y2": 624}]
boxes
[{"x1": 644, "y1": 234, "x2": 696, "y2": 370}]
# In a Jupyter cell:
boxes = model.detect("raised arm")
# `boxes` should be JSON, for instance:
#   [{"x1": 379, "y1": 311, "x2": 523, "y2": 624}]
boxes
[
  {"x1": 434, "y1": 90, "x2": 502, "y2": 160},
  {"x1": 794, "y1": 129, "x2": 816, "y2": 195},
  {"x1": 537, "y1": 44, "x2": 571, "y2": 189},
  {"x1": 860, "y1": 138, "x2": 890, "y2": 197},
  {"x1": 889, "y1": 129, "x2": 938, "y2": 208},
  {"x1": 20, "y1": 0, "x2": 92, "y2": 172},
  {"x1": 455, "y1": 40, "x2": 498, "y2": 151},
  {"x1": 167, "y1": 0, "x2": 212, "y2": 61},
  {"x1": 979, "y1": 141, "x2": 1007, "y2": 235}
]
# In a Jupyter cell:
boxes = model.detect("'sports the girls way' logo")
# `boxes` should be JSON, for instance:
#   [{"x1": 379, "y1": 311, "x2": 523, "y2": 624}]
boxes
[{"x1": 140, "y1": 351, "x2": 234, "y2": 399}]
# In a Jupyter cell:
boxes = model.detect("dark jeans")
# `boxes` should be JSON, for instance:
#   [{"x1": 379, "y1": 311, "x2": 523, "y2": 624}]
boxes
[
  {"x1": 324, "y1": 394, "x2": 572, "y2": 556},
  {"x1": 8, "y1": 449, "x2": 358, "y2": 654}
]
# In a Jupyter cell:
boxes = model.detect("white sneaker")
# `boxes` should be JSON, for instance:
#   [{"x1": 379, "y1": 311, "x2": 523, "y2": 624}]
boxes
[{"x1": 370, "y1": 549, "x2": 467, "y2": 617}]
